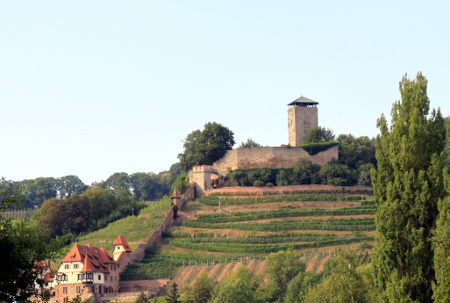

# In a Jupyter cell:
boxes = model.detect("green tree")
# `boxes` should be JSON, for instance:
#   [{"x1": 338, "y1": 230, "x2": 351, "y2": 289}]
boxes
[
  {"x1": 337, "y1": 135, "x2": 376, "y2": 170},
  {"x1": 0, "y1": 189, "x2": 53, "y2": 302},
  {"x1": 181, "y1": 273, "x2": 215, "y2": 303},
  {"x1": 210, "y1": 267, "x2": 260, "y2": 303},
  {"x1": 371, "y1": 73, "x2": 446, "y2": 302},
  {"x1": 304, "y1": 252, "x2": 372, "y2": 303},
  {"x1": 276, "y1": 169, "x2": 293, "y2": 186},
  {"x1": 357, "y1": 163, "x2": 374, "y2": 186},
  {"x1": 292, "y1": 159, "x2": 321, "y2": 184},
  {"x1": 171, "y1": 174, "x2": 190, "y2": 195},
  {"x1": 284, "y1": 271, "x2": 320, "y2": 303},
  {"x1": 129, "y1": 172, "x2": 169, "y2": 201},
  {"x1": 56, "y1": 175, "x2": 89, "y2": 199},
  {"x1": 178, "y1": 122, "x2": 235, "y2": 171},
  {"x1": 100, "y1": 172, "x2": 131, "y2": 192},
  {"x1": 166, "y1": 282, "x2": 181, "y2": 303},
  {"x1": 304, "y1": 127, "x2": 335, "y2": 143},
  {"x1": 264, "y1": 249, "x2": 306, "y2": 302},
  {"x1": 135, "y1": 292, "x2": 149, "y2": 303},
  {"x1": 319, "y1": 159, "x2": 355, "y2": 186},
  {"x1": 432, "y1": 120, "x2": 450, "y2": 302},
  {"x1": 239, "y1": 138, "x2": 262, "y2": 148},
  {"x1": 20, "y1": 177, "x2": 59, "y2": 208}
]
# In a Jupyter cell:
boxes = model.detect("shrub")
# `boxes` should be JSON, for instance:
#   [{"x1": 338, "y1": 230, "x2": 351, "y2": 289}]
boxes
[
  {"x1": 300, "y1": 141, "x2": 338, "y2": 155},
  {"x1": 266, "y1": 182, "x2": 274, "y2": 187},
  {"x1": 253, "y1": 180, "x2": 264, "y2": 187}
]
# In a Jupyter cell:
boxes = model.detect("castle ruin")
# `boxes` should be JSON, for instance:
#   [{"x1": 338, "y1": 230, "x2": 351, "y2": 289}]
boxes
[{"x1": 189, "y1": 96, "x2": 337, "y2": 191}]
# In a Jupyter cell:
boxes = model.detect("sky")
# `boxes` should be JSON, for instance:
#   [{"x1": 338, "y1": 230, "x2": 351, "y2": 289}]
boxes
[{"x1": 1, "y1": 1, "x2": 449, "y2": 185}]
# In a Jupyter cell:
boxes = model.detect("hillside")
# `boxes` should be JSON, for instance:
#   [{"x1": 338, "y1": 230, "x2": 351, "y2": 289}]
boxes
[
  {"x1": 52, "y1": 197, "x2": 171, "y2": 267},
  {"x1": 121, "y1": 185, "x2": 375, "y2": 284}
]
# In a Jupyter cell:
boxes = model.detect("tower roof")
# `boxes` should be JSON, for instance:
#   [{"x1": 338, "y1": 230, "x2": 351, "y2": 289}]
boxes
[
  {"x1": 288, "y1": 96, "x2": 319, "y2": 106},
  {"x1": 114, "y1": 236, "x2": 132, "y2": 252},
  {"x1": 171, "y1": 190, "x2": 181, "y2": 200}
]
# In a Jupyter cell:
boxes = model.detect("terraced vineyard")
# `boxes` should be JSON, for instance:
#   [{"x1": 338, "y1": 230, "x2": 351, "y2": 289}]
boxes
[{"x1": 121, "y1": 186, "x2": 375, "y2": 283}]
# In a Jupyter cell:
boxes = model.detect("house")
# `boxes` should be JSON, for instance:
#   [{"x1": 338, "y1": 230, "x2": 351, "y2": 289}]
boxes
[{"x1": 50, "y1": 236, "x2": 132, "y2": 303}]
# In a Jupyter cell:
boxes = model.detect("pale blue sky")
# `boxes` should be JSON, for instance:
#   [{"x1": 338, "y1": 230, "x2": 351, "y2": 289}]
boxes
[{"x1": 1, "y1": 1, "x2": 449, "y2": 184}]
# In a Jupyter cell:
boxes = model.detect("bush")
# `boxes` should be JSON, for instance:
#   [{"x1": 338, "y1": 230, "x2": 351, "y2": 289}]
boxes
[
  {"x1": 300, "y1": 141, "x2": 338, "y2": 155},
  {"x1": 253, "y1": 180, "x2": 264, "y2": 187},
  {"x1": 171, "y1": 174, "x2": 190, "y2": 195},
  {"x1": 319, "y1": 160, "x2": 355, "y2": 186},
  {"x1": 266, "y1": 182, "x2": 274, "y2": 187}
]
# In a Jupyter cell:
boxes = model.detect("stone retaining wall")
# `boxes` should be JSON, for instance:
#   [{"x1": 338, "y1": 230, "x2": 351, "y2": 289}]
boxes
[{"x1": 128, "y1": 185, "x2": 196, "y2": 264}]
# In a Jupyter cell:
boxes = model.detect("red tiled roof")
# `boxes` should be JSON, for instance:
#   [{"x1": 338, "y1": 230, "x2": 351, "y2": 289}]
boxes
[
  {"x1": 43, "y1": 273, "x2": 54, "y2": 282},
  {"x1": 81, "y1": 254, "x2": 98, "y2": 272},
  {"x1": 34, "y1": 260, "x2": 49, "y2": 268},
  {"x1": 61, "y1": 243, "x2": 118, "y2": 273},
  {"x1": 114, "y1": 236, "x2": 132, "y2": 252}
]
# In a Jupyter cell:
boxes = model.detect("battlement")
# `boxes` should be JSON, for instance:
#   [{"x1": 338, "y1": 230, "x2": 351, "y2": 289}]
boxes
[{"x1": 192, "y1": 165, "x2": 216, "y2": 173}]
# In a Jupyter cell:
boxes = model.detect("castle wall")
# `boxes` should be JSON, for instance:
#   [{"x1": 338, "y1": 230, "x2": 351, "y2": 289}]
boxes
[
  {"x1": 128, "y1": 185, "x2": 196, "y2": 264},
  {"x1": 212, "y1": 145, "x2": 338, "y2": 176}
]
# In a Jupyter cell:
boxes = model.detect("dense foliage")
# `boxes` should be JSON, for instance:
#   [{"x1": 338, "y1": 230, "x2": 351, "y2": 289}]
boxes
[
  {"x1": 239, "y1": 138, "x2": 262, "y2": 148},
  {"x1": 178, "y1": 122, "x2": 235, "y2": 171},
  {"x1": 97, "y1": 171, "x2": 174, "y2": 201},
  {"x1": 304, "y1": 127, "x2": 335, "y2": 143},
  {"x1": 300, "y1": 141, "x2": 338, "y2": 155},
  {"x1": 432, "y1": 119, "x2": 450, "y2": 302},
  {"x1": 371, "y1": 73, "x2": 447, "y2": 302},
  {"x1": 0, "y1": 188, "x2": 56, "y2": 302},
  {"x1": 173, "y1": 250, "x2": 379, "y2": 303},
  {"x1": 227, "y1": 157, "x2": 370, "y2": 187},
  {"x1": 0, "y1": 175, "x2": 88, "y2": 208},
  {"x1": 37, "y1": 186, "x2": 143, "y2": 237},
  {"x1": 171, "y1": 174, "x2": 190, "y2": 195}
]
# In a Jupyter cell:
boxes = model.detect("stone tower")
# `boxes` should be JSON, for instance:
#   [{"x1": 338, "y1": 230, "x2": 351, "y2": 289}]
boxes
[{"x1": 288, "y1": 96, "x2": 318, "y2": 146}]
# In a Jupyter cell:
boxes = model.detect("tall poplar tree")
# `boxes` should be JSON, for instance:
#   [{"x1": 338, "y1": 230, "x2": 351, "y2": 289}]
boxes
[
  {"x1": 432, "y1": 118, "x2": 450, "y2": 302},
  {"x1": 371, "y1": 73, "x2": 446, "y2": 302}
]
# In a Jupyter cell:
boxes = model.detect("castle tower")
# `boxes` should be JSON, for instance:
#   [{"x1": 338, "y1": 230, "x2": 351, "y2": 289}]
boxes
[
  {"x1": 113, "y1": 235, "x2": 132, "y2": 262},
  {"x1": 288, "y1": 96, "x2": 318, "y2": 146}
]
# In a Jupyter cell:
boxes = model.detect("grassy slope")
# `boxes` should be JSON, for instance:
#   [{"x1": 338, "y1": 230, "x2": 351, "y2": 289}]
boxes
[{"x1": 53, "y1": 197, "x2": 171, "y2": 268}]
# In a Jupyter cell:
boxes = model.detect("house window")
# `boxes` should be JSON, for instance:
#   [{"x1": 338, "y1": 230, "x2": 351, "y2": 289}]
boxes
[
  {"x1": 64, "y1": 264, "x2": 70, "y2": 269},
  {"x1": 98, "y1": 275, "x2": 101, "y2": 280},
  {"x1": 63, "y1": 287, "x2": 68, "y2": 295},
  {"x1": 63, "y1": 298, "x2": 69, "y2": 303},
  {"x1": 76, "y1": 286, "x2": 82, "y2": 294},
  {"x1": 110, "y1": 276, "x2": 113, "y2": 281},
  {"x1": 74, "y1": 264, "x2": 79, "y2": 269}
]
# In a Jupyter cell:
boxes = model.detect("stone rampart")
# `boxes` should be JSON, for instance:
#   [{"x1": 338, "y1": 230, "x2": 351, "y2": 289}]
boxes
[
  {"x1": 128, "y1": 185, "x2": 196, "y2": 264},
  {"x1": 212, "y1": 145, "x2": 338, "y2": 176}
]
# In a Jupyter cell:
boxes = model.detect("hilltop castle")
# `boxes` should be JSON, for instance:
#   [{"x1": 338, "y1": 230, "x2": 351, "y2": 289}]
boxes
[{"x1": 189, "y1": 96, "x2": 338, "y2": 191}]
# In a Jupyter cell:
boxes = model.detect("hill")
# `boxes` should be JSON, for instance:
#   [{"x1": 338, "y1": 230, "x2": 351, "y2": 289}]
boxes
[{"x1": 121, "y1": 185, "x2": 375, "y2": 284}]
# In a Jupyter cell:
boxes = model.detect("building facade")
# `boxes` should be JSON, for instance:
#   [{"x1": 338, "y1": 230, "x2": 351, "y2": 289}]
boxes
[{"x1": 50, "y1": 236, "x2": 132, "y2": 303}]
